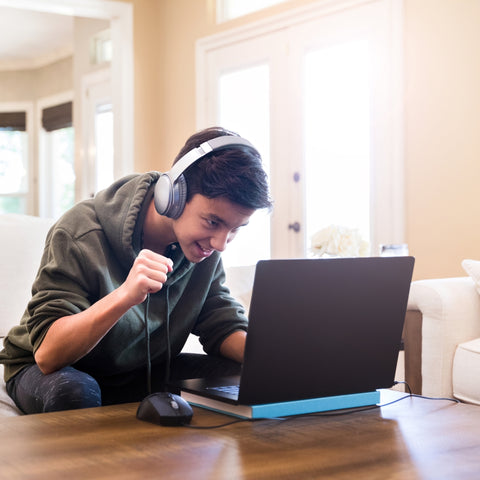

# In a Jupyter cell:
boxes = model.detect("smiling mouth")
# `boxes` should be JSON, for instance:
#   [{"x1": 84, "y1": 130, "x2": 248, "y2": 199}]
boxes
[{"x1": 197, "y1": 243, "x2": 213, "y2": 256}]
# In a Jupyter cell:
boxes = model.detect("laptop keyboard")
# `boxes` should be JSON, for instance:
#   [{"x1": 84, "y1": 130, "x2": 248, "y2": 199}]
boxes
[{"x1": 207, "y1": 385, "x2": 239, "y2": 396}]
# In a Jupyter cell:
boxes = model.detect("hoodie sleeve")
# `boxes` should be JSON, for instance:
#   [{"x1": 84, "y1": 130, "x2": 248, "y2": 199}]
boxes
[{"x1": 26, "y1": 225, "x2": 96, "y2": 354}]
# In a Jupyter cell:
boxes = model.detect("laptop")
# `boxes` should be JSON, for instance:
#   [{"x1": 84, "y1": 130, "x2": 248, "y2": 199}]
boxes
[{"x1": 175, "y1": 256, "x2": 414, "y2": 415}]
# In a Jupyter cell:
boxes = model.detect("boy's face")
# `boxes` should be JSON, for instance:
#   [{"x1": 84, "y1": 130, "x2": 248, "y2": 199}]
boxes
[{"x1": 172, "y1": 194, "x2": 255, "y2": 263}]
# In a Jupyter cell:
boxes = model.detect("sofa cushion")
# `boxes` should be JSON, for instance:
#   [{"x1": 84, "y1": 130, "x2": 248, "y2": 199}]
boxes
[
  {"x1": 182, "y1": 265, "x2": 255, "y2": 354},
  {"x1": 0, "y1": 364, "x2": 21, "y2": 415},
  {"x1": 0, "y1": 214, "x2": 54, "y2": 337},
  {"x1": 224, "y1": 264, "x2": 255, "y2": 314},
  {"x1": 453, "y1": 338, "x2": 480, "y2": 405}
]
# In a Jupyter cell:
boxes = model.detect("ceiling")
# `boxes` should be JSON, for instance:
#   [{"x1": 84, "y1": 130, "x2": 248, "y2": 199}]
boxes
[{"x1": 0, "y1": 6, "x2": 73, "y2": 71}]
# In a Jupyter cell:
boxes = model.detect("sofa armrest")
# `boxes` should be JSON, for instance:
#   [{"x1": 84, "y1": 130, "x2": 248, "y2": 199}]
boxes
[
  {"x1": 403, "y1": 309, "x2": 422, "y2": 395},
  {"x1": 406, "y1": 277, "x2": 480, "y2": 398},
  {"x1": 0, "y1": 214, "x2": 54, "y2": 338}
]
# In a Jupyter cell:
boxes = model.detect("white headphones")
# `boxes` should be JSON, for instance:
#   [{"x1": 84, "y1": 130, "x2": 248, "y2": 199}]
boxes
[{"x1": 154, "y1": 136, "x2": 255, "y2": 219}]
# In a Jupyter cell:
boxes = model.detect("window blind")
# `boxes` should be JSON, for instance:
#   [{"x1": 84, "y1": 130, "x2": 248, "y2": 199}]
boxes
[
  {"x1": 0, "y1": 111, "x2": 26, "y2": 131},
  {"x1": 42, "y1": 102, "x2": 73, "y2": 132}
]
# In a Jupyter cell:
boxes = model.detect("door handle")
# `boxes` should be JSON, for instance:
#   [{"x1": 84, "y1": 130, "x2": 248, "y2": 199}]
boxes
[{"x1": 288, "y1": 222, "x2": 301, "y2": 233}]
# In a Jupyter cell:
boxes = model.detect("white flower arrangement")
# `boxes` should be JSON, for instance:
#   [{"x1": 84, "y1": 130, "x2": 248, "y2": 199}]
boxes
[{"x1": 311, "y1": 224, "x2": 369, "y2": 258}]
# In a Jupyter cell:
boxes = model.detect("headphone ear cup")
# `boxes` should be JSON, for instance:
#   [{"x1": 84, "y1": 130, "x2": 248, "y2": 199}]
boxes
[
  {"x1": 167, "y1": 174, "x2": 187, "y2": 219},
  {"x1": 154, "y1": 173, "x2": 188, "y2": 219},
  {"x1": 154, "y1": 173, "x2": 173, "y2": 216}
]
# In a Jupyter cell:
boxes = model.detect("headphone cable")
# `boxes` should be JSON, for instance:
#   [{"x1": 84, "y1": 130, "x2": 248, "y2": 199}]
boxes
[
  {"x1": 164, "y1": 287, "x2": 171, "y2": 390},
  {"x1": 144, "y1": 293, "x2": 152, "y2": 395},
  {"x1": 143, "y1": 287, "x2": 171, "y2": 395}
]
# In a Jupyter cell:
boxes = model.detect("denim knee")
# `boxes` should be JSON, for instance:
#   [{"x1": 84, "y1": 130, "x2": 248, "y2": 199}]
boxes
[
  {"x1": 42, "y1": 368, "x2": 102, "y2": 412},
  {"x1": 7, "y1": 364, "x2": 102, "y2": 414}
]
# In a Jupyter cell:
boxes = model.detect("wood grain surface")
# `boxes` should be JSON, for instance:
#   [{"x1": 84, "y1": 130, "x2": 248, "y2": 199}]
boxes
[{"x1": 1, "y1": 391, "x2": 479, "y2": 479}]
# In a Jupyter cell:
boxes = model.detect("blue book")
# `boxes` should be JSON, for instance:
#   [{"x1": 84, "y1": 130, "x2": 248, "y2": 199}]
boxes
[{"x1": 181, "y1": 390, "x2": 380, "y2": 419}]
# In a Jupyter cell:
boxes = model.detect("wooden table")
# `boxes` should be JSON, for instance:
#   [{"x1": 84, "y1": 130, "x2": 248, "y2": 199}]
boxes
[{"x1": 1, "y1": 391, "x2": 480, "y2": 479}]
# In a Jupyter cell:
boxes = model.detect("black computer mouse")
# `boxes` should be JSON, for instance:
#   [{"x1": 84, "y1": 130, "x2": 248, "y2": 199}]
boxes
[{"x1": 136, "y1": 391, "x2": 193, "y2": 426}]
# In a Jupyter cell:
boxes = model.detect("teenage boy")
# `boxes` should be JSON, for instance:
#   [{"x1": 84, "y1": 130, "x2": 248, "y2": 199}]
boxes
[{"x1": 0, "y1": 126, "x2": 272, "y2": 414}]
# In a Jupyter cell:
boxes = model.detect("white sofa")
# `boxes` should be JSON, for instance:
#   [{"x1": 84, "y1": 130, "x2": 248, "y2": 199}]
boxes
[
  {"x1": 405, "y1": 259, "x2": 480, "y2": 404},
  {"x1": 0, "y1": 214, "x2": 55, "y2": 416}
]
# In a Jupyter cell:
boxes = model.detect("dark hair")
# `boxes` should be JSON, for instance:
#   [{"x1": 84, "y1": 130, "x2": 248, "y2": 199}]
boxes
[{"x1": 173, "y1": 126, "x2": 273, "y2": 211}]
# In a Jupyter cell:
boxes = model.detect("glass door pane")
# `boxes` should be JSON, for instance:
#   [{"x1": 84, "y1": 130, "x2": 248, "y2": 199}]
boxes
[
  {"x1": 81, "y1": 69, "x2": 113, "y2": 200},
  {"x1": 217, "y1": 64, "x2": 271, "y2": 267},
  {"x1": 95, "y1": 103, "x2": 114, "y2": 192},
  {"x1": 218, "y1": 0, "x2": 287, "y2": 21},
  {"x1": 304, "y1": 40, "x2": 371, "y2": 253}
]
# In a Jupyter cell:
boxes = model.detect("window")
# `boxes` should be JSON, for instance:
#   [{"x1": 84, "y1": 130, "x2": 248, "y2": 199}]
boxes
[
  {"x1": 40, "y1": 127, "x2": 75, "y2": 219},
  {"x1": 94, "y1": 102, "x2": 114, "y2": 192},
  {"x1": 90, "y1": 29, "x2": 113, "y2": 65},
  {"x1": 198, "y1": 0, "x2": 404, "y2": 264},
  {"x1": 0, "y1": 129, "x2": 28, "y2": 214},
  {"x1": 217, "y1": 0, "x2": 288, "y2": 22},
  {"x1": 81, "y1": 69, "x2": 114, "y2": 199},
  {"x1": 39, "y1": 99, "x2": 75, "y2": 219},
  {"x1": 0, "y1": 106, "x2": 33, "y2": 215}
]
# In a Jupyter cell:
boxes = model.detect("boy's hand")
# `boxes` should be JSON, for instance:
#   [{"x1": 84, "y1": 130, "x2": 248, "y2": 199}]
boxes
[{"x1": 121, "y1": 249, "x2": 173, "y2": 306}]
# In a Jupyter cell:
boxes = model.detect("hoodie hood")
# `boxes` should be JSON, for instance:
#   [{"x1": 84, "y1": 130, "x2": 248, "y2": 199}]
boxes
[{"x1": 94, "y1": 172, "x2": 160, "y2": 270}]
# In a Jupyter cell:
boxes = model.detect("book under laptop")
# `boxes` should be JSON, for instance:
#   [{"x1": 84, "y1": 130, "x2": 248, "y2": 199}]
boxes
[{"x1": 176, "y1": 256, "x2": 415, "y2": 419}]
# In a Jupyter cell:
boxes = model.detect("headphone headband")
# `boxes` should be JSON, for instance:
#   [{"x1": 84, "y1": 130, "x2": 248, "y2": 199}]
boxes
[
  {"x1": 154, "y1": 135, "x2": 257, "y2": 219},
  {"x1": 167, "y1": 136, "x2": 255, "y2": 183}
]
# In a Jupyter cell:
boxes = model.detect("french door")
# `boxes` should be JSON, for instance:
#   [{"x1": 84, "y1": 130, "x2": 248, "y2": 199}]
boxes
[{"x1": 197, "y1": 0, "x2": 403, "y2": 265}]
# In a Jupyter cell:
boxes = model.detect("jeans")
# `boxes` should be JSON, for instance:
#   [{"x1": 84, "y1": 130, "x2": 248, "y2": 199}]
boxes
[{"x1": 6, "y1": 354, "x2": 241, "y2": 414}]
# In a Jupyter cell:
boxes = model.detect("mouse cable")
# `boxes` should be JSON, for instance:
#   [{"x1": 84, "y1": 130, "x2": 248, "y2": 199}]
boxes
[
  {"x1": 296, "y1": 384, "x2": 460, "y2": 419},
  {"x1": 393, "y1": 380, "x2": 412, "y2": 394},
  {"x1": 176, "y1": 387, "x2": 460, "y2": 429},
  {"x1": 173, "y1": 381, "x2": 461, "y2": 429},
  {"x1": 182, "y1": 418, "x2": 251, "y2": 429},
  {"x1": 392, "y1": 381, "x2": 460, "y2": 404}
]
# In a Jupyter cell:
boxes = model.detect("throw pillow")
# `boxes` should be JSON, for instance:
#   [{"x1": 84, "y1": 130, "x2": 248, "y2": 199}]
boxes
[{"x1": 462, "y1": 259, "x2": 480, "y2": 296}]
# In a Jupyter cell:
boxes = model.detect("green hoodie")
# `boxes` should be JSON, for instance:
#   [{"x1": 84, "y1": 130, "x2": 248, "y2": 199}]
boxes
[{"x1": 0, "y1": 173, "x2": 248, "y2": 383}]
